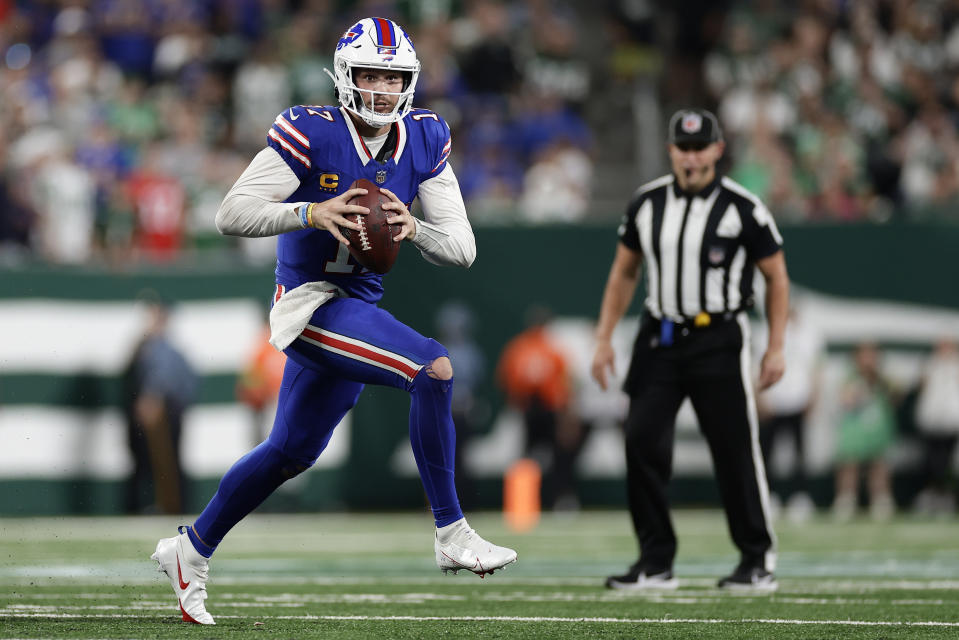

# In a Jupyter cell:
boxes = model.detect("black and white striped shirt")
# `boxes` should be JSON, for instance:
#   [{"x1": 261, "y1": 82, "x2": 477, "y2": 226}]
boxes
[{"x1": 618, "y1": 174, "x2": 783, "y2": 322}]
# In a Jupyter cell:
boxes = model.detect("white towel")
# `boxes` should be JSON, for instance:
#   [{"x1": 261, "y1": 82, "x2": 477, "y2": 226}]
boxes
[{"x1": 269, "y1": 281, "x2": 346, "y2": 351}]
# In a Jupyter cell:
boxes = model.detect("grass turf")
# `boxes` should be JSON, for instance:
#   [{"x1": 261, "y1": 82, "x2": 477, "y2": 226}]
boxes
[{"x1": 2, "y1": 510, "x2": 958, "y2": 639}]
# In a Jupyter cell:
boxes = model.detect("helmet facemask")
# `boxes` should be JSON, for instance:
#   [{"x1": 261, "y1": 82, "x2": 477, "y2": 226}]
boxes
[{"x1": 325, "y1": 18, "x2": 421, "y2": 129}]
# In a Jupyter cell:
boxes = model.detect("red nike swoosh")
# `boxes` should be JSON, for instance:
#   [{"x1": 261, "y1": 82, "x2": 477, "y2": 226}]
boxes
[{"x1": 176, "y1": 555, "x2": 190, "y2": 590}]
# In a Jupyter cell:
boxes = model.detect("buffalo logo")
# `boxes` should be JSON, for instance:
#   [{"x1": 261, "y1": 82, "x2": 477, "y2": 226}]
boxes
[
  {"x1": 336, "y1": 22, "x2": 364, "y2": 50},
  {"x1": 681, "y1": 113, "x2": 703, "y2": 134}
]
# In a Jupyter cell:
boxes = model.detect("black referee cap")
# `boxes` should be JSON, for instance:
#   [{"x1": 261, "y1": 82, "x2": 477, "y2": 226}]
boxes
[{"x1": 667, "y1": 108, "x2": 723, "y2": 146}]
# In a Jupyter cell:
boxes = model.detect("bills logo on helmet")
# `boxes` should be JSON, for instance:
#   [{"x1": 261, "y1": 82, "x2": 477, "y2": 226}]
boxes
[
  {"x1": 337, "y1": 22, "x2": 364, "y2": 50},
  {"x1": 681, "y1": 113, "x2": 703, "y2": 133},
  {"x1": 325, "y1": 17, "x2": 421, "y2": 128}
]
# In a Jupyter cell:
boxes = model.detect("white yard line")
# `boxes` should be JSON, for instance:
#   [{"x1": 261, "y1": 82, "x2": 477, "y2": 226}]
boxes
[
  {"x1": 6, "y1": 577, "x2": 959, "y2": 592},
  {"x1": 4, "y1": 587, "x2": 958, "y2": 607},
  {"x1": 2, "y1": 612, "x2": 959, "y2": 627}
]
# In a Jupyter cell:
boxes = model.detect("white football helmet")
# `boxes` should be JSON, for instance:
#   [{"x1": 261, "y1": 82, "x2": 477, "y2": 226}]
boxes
[{"x1": 326, "y1": 17, "x2": 420, "y2": 128}]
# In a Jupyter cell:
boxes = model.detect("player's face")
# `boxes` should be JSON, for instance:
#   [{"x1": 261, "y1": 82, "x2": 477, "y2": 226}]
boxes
[
  {"x1": 353, "y1": 68, "x2": 404, "y2": 114},
  {"x1": 668, "y1": 141, "x2": 725, "y2": 193}
]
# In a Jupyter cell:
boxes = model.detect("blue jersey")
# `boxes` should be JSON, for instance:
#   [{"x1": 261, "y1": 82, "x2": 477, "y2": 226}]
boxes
[{"x1": 266, "y1": 105, "x2": 453, "y2": 303}]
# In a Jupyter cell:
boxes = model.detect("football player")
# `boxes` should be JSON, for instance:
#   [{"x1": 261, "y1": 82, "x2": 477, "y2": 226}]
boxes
[{"x1": 150, "y1": 17, "x2": 516, "y2": 625}]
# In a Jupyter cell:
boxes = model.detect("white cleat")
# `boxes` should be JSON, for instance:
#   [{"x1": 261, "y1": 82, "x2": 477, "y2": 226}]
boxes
[
  {"x1": 151, "y1": 527, "x2": 215, "y2": 625},
  {"x1": 435, "y1": 518, "x2": 517, "y2": 578}
]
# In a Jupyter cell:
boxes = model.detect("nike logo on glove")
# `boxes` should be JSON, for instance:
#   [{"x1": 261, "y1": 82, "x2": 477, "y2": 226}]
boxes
[
  {"x1": 289, "y1": 109, "x2": 300, "y2": 120},
  {"x1": 177, "y1": 555, "x2": 191, "y2": 590}
]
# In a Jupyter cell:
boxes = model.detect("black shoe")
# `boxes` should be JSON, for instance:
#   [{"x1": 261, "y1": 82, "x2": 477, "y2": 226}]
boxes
[
  {"x1": 717, "y1": 565, "x2": 778, "y2": 592},
  {"x1": 605, "y1": 562, "x2": 679, "y2": 590}
]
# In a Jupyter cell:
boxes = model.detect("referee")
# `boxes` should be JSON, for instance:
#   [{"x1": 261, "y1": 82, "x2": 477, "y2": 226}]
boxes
[{"x1": 591, "y1": 108, "x2": 789, "y2": 592}]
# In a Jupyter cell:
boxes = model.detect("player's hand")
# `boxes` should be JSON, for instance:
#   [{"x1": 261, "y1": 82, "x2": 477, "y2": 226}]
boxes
[
  {"x1": 591, "y1": 339, "x2": 617, "y2": 391},
  {"x1": 759, "y1": 348, "x2": 785, "y2": 390},
  {"x1": 307, "y1": 188, "x2": 370, "y2": 246},
  {"x1": 379, "y1": 187, "x2": 416, "y2": 242}
]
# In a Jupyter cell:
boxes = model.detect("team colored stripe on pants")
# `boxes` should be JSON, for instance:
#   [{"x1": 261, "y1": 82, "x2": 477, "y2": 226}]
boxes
[{"x1": 299, "y1": 324, "x2": 422, "y2": 382}]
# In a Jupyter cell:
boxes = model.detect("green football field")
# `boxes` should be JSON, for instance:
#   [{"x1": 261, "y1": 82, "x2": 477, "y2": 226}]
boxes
[{"x1": 2, "y1": 510, "x2": 958, "y2": 639}]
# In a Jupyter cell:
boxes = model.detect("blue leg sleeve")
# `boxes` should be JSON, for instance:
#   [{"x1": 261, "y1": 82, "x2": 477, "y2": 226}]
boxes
[
  {"x1": 287, "y1": 300, "x2": 465, "y2": 528},
  {"x1": 408, "y1": 366, "x2": 463, "y2": 527},
  {"x1": 192, "y1": 440, "x2": 310, "y2": 555},
  {"x1": 191, "y1": 359, "x2": 361, "y2": 556}
]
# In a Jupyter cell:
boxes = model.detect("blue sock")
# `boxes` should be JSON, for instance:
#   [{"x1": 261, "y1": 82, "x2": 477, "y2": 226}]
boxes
[
  {"x1": 186, "y1": 526, "x2": 215, "y2": 558},
  {"x1": 408, "y1": 372, "x2": 463, "y2": 527},
  {"x1": 192, "y1": 440, "x2": 310, "y2": 556}
]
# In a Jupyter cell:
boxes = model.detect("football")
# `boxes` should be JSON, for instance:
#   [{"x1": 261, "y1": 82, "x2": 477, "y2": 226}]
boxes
[{"x1": 342, "y1": 178, "x2": 402, "y2": 274}]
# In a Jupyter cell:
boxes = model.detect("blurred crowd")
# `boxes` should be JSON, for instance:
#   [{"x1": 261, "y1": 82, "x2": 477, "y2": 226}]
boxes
[
  {"x1": 707, "y1": 0, "x2": 959, "y2": 223},
  {"x1": 827, "y1": 338, "x2": 959, "y2": 520},
  {"x1": 477, "y1": 300, "x2": 959, "y2": 521},
  {"x1": 4, "y1": 1, "x2": 959, "y2": 267},
  {"x1": 757, "y1": 311, "x2": 959, "y2": 522},
  {"x1": 0, "y1": 0, "x2": 595, "y2": 266}
]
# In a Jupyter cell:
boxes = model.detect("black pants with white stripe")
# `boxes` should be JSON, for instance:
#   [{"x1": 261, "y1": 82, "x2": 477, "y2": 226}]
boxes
[{"x1": 622, "y1": 313, "x2": 775, "y2": 573}]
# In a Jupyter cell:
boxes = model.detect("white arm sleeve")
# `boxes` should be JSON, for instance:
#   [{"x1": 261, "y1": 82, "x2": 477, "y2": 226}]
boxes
[
  {"x1": 214, "y1": 147, "x2": 308, "y2": 237},
  {"x1": 413, "y1": 163, "x2": 476, "y2": 267}
]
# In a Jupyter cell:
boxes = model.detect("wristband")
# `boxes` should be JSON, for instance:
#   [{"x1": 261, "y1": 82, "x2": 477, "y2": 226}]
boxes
[{"x1": 297, "y1": 203, "x2": 315, "y2": 229}]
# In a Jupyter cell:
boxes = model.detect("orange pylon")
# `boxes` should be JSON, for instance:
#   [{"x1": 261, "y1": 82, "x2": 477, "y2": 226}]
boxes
[{"x1": 503, "y1": 458, "x2": 541, "y2": 532}]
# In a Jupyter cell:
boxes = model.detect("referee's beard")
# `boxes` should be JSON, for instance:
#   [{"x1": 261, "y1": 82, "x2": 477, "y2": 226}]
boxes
[
  {"x1": 668, "y1": 142, "x2": 725, "y2": 193},
  {"x1": 677, "y1": 165, "x2": 715, "y2": 192}
]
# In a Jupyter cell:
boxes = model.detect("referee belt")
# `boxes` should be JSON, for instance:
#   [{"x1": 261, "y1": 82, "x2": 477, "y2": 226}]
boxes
[
  {"x1": 645, "y1": 310, "x2": 740, "y2": 329},
  {"x1": 644, "y1": 311, "x2": 742, "y2": 348}
]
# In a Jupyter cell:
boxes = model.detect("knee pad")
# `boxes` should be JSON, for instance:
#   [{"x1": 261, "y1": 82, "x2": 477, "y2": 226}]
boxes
[
  {"x1": 426, "y1": 355, "x2": 453, "y2": 381},
  {"x1": 410, "y1": 341, "x2": 452, "y2": 392},
  {"x1": 421, "y1": 339, "x2": 449, "y2": 368}
]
